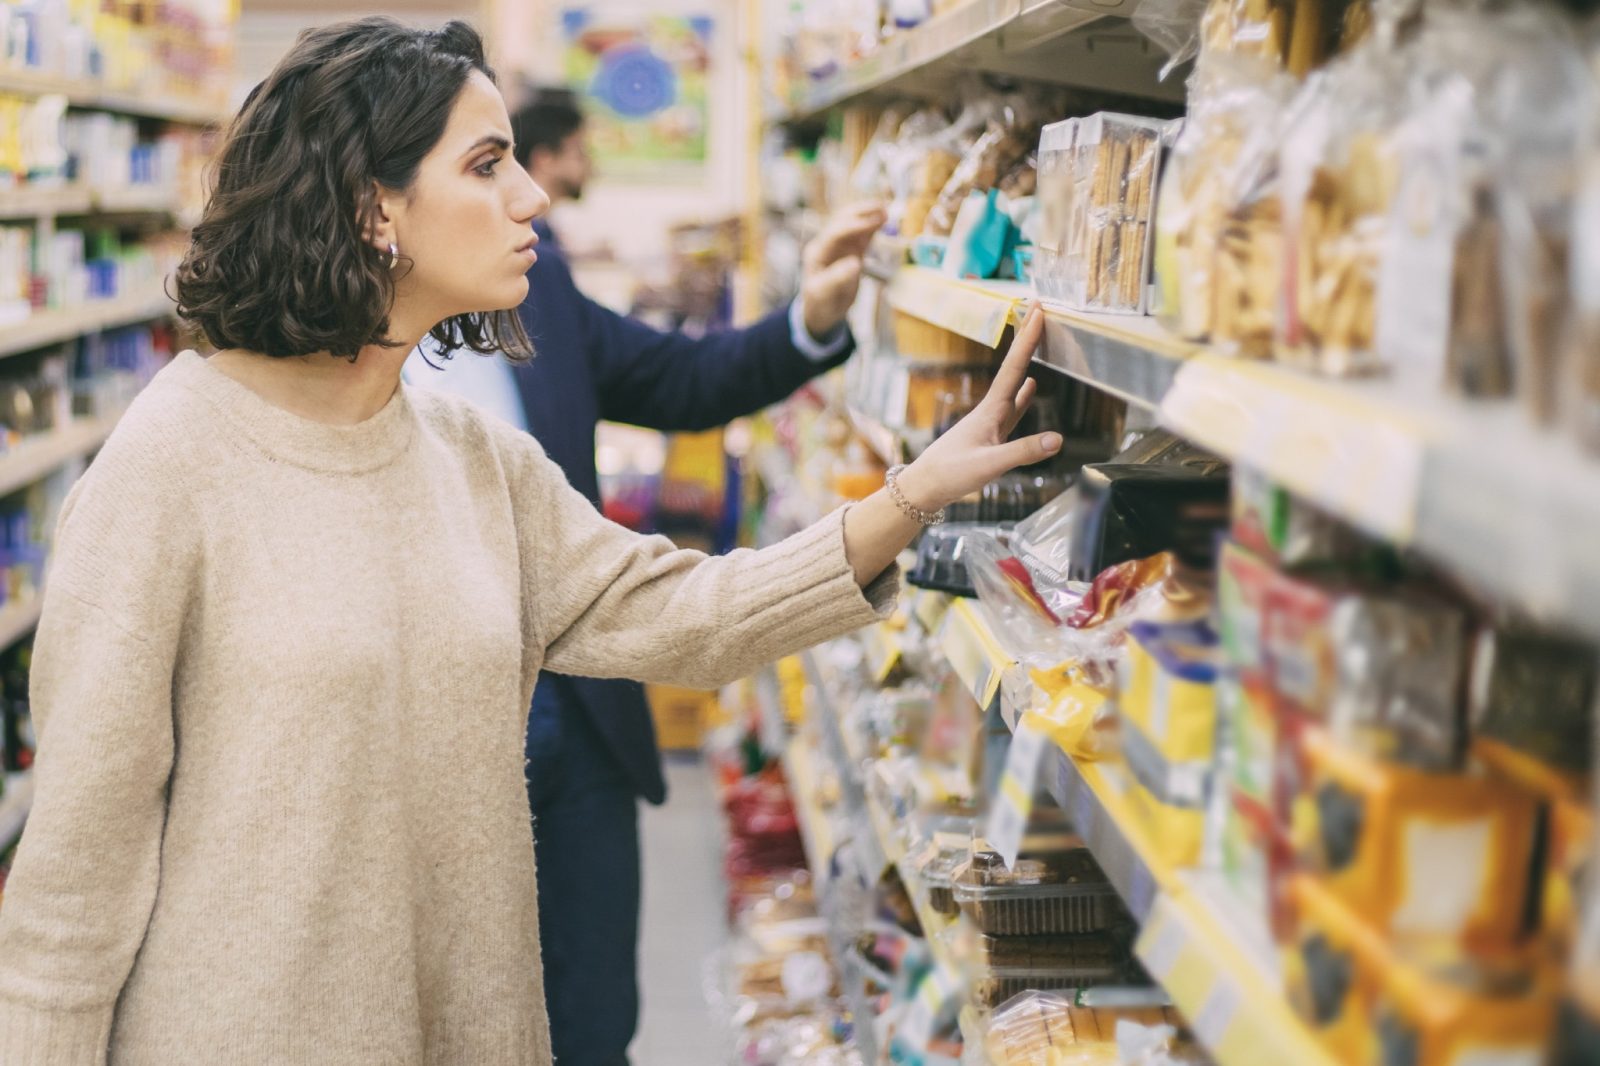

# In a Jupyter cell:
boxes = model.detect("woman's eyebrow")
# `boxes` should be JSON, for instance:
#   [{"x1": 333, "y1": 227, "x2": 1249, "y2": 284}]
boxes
[{"x1": 462, "y1": 134, "x2": 512, "y2": 158}]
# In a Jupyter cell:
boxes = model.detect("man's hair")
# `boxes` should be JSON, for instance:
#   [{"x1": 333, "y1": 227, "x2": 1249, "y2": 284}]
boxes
[
  {"x1": 510, "y1": 88, "x2": 586, "y2": 171},
  {"x1": 174, "y1": 17, "x2": 530, "y2": 360}
]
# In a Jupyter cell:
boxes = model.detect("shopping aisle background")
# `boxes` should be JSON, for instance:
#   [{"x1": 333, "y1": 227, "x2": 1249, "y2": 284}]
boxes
[{"x1": 634, "y1": 756, "x2": 727, "y2": 1065}]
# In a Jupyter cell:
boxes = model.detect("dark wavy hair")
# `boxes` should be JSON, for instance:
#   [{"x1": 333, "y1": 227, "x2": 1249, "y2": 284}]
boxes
[{"x1": 175, "y1": 18, "x2": 531, "y2": 361}]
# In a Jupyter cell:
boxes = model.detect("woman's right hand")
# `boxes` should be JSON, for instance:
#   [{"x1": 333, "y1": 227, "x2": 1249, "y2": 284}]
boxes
[{"x1": 894, "y1": 305, "x2": 1063, "y2": 514}]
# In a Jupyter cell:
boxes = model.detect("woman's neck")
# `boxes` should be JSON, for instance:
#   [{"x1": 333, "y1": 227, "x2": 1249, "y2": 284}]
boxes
[{"x1": 207, "y1": 327, "x2": 424, "y2": 427}]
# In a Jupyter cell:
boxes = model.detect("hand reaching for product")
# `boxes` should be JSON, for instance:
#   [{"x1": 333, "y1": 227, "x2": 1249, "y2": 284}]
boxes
[
  {"x1": 840, "y1": 305, "x2": 1063, "y2": 588},
  {"x1": 894, "y1": 305, "x2": 1062, "y2": 513},
  {"x1": 799, "y1": 202, "x2": 888, "y2": 340}
]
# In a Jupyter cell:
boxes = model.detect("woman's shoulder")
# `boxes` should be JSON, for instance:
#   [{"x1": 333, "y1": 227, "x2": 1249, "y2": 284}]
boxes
[
  {"x1": 406, "y1": 380, "x2": 557, "y2": 472},
  {"x1": 91, "y1": 353, "x2": 221, "y2": 484}
]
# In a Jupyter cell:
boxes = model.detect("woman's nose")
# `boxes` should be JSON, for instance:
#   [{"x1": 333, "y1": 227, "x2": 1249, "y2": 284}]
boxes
[{"x1": 512, "y1": 168, "x2": 550, "y2": 223}]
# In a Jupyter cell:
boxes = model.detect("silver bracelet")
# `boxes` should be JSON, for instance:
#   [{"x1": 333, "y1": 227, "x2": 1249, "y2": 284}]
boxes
[{"x1": 885, "y1": 465, "x2": 945, "y2": 527}]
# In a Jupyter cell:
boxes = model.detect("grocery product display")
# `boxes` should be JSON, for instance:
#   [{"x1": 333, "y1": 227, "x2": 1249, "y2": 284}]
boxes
[
  {"x1": 0, "y1": 0, "x2": 230, "y2": 924},
  {"x1": 743, "y1": 2, "x2": 1600, "y2": 1064},
  {"x1": 7, "y1": 0, "x2": 1600, "y2": 1062}
]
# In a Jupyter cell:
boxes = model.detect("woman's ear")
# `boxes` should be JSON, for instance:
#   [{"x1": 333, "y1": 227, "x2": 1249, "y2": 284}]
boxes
[{"x1": 365, "y1": 181, "x2": 400, "y2": 253}]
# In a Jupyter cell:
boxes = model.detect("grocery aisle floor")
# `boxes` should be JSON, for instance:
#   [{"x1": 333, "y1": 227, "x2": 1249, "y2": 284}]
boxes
[{"x1": 632, "y1": 755, "x2": 727, "y2": 1066}]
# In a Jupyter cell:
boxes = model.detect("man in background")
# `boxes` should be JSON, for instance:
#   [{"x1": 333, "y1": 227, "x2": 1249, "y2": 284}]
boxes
[{"x1": 406, "y1": 87, "x2": 884, "y2": 1065}]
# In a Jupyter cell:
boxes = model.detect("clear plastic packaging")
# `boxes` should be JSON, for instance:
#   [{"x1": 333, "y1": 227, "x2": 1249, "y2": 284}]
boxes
[
  {"x1": 953, "y1": 849, "x2": 1126, "y2": 937},
  {"x1": 1153, "y1": 58, "x2": 1294, "y2": 342},
  {"x1": 925, "y1": 100, "x2": 1038, "y2": 239},
  {"x1": 979, "y1": 990, "x2": 1185, "y2": 1065},
  {"x1": 972, "y1": 963, "x2": 1128, "y2": 1011},
  {"x1": 1033, "y1": 118, "x2": 1080, "y2": 305},
  {"x1": 1277, "y1": 32, "x2": 1410, "y2": 375},
  {"x1": 1036, "y1": 113, "x2": 1175, "y2": 315}
]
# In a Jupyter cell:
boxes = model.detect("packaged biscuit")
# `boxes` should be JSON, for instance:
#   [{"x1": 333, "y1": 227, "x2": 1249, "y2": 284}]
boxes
[
  {"x1": 980, "y1": 991, "x2": 1184, "y2": 1066},
  {"x1": 924, "y1": 100, "x2": 1036, "y2": 240},
  {"x1": 1375, "y1": 5, "x2": 1588, "y2": 405}
]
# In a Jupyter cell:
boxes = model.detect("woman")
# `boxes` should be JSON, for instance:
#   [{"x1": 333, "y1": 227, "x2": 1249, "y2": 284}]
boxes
[{"x1": 0, "y1": 18, "x2": 1061, "y2": 1065}]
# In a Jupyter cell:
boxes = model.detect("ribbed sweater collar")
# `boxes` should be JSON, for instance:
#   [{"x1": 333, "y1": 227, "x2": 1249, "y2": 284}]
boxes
[{"x1": 167, "y1": 350, "x2": 415, "y2": 475}]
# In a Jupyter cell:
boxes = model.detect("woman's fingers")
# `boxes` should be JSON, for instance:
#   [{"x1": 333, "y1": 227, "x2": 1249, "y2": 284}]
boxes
[
  {"x1": 983, "y1": 431, "x2": 1063, "y2": 482},
  {"x1": 1001, "y1": 377, "x2": 1038, "y2": 439},
  {"x1": 986, "y1": 305, "x2": 1046, "y2": 410}
]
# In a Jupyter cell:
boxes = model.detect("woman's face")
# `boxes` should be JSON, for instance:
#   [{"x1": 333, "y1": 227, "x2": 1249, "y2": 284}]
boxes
[{"x1": 378, "y1": 72, "x2": 550, "y2": 328}]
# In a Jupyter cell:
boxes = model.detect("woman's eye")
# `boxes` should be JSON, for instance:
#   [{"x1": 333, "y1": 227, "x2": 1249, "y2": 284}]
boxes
[{"x1": 474, "y1": 157, "x2": 501, "y2": 178}]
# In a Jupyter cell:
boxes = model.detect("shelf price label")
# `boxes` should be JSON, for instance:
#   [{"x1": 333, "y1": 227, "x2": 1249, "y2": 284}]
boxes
[{"x1": 986, "y1": 717, "x2": 1050, "y2": 868}]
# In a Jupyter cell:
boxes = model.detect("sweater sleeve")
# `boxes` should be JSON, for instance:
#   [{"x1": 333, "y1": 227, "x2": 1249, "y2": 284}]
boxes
[
  {"x1": 0, "y1": 430, "x2": 196, "y2": 1063},
  {"x1": 510, "y1": 431, "x2": 897, "y2": 690}
]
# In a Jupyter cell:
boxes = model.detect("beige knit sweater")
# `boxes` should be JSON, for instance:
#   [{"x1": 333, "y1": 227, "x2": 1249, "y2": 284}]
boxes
[{"x1": 0, "y1": 350, "x2": 894, "y2": 1065}]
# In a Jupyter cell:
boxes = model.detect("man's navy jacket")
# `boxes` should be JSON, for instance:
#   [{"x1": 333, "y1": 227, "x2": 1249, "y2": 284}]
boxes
[{"x1": 513, "y1": 220, "x2": 855, "y2": 803}]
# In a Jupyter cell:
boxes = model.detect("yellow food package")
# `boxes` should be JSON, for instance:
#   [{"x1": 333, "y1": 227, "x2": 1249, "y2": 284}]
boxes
[
  {"x1": 1117, "y1": 620, "x2": 1219, "y2": 867},
  {"x1": 1286, "y1": 876, "x2": 1557, "y2": 1066},
  {"x1": 1293, "y1": 728, "x2": 1541, "y2": 957},
  {"x1": 1026, "y1": 667, "x2": 1113, "y2": 761}
]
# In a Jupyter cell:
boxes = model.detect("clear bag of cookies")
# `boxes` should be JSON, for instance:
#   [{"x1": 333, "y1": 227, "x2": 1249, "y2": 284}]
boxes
[
  {"x1": 1276, "y1": 36, "x2": 1409, "y2": 376},
  {"x1": 1153, "y1": 57, "x2": 1294, "y2": 342}
]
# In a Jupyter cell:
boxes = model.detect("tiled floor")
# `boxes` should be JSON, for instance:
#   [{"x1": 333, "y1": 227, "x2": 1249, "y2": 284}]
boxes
[{"x1": 630, "y1": 756, "x2": 728, "y2": 1066}]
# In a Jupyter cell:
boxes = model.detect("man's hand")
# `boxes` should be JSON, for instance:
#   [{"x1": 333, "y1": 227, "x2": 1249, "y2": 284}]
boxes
[{"x1": 799, "y1": 202, "x2": 888, "y2": 341}]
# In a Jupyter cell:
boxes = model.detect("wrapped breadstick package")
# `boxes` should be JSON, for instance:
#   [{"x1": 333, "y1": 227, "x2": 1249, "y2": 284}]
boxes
[
  {"x1": 1211, "y1": 82, "x2": 1292, "y2": 357},
  {"x1": 1066, "y1": 114, "x2": 1173, "y2": 315}
]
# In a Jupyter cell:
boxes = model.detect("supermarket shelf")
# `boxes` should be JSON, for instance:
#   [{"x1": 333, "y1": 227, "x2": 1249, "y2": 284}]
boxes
[
  {"x1": 886, "y1": 266, "x2": 1027, "y2": 349},
  {"x1": 91, "y1": 186, "x2": 183, "y2": 215},
  {"x1": 0, "y1": 597, "x2": 43, "y2": 653},
  {"x1": 0, "y1": 771, "x2": 33, "y2": 853},
  {"x1": 0, "y1": 183, "x2": 94, "y2": 220},
  {"x1": 884, "y1": 266, "x2": 1191, "y2": 411},
  {"x1": 863, "y1": 782, "x2": 965, "y2": 979},
  {"x1": 887, "y1": 262, "x2": 1600, "y2": 642},
  {"x1": 1043, "y1": 745, "x2": 1170, "y2": 923},
  {"x1": 936, "y1": 598, "x2": 1014, "y2": 712},
  {"x1": 0, "y1": 289, "x2": 175, "y2": 360},
  {"x1": 0, "y1": 184, "x2": 181, "y2": 220},
  {"x1": 0, "y1": 67, "x2": 229, "y2": 125},
  {"x1": 0, "y1": 419, "x2": 116, "y2": 500},
  {"x1": 1137, "y1": 875, "x2": 1337, "y2": 1066},
  {"x1": 783, "y1": 739, "x2": 836, "y2": 881},
  {"x1": 772, "y1": 0, "x2": 1178, "y2": 125},
  {"x1": 1028, "y1": 709, "x2": 1336, "y2": 1065}
]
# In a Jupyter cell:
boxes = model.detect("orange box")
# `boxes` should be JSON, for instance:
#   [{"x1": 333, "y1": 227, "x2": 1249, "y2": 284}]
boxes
[
  {"x1": 1292, "y1": 727, "x2": 1541, "y2": 957},
  {"x1": 1286, "y1": 876, "x2": 1557, "y2": 1066}
]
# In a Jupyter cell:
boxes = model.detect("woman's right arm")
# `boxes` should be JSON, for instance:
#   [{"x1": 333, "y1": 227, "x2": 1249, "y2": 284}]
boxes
[{"x1": 0, "y1": 438, "x2": 195, "y2": 1063}]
